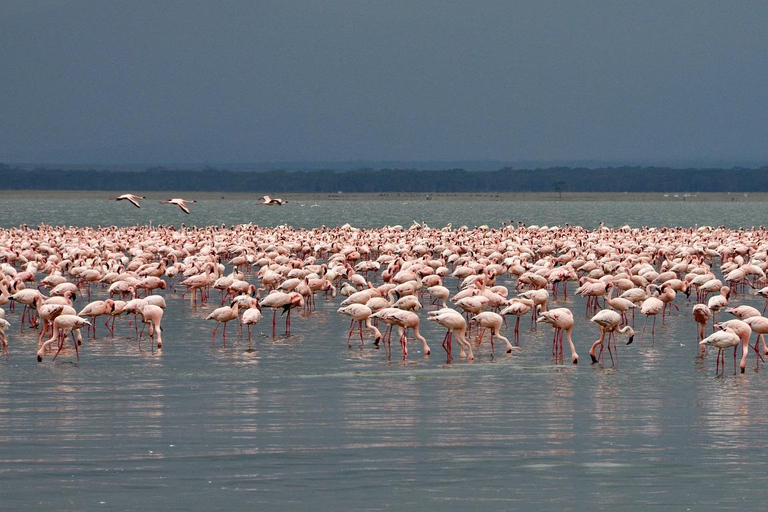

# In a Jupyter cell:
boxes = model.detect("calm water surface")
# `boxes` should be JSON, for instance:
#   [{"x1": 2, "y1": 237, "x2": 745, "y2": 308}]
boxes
[{"x1": 1, "y1": 198, "x2": 768, "y2": 511}]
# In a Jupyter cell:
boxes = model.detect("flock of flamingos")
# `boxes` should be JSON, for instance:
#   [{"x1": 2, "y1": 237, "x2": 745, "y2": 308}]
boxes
[{"x1": 1, "y1": 194, "x2": 767, "y2": 375}]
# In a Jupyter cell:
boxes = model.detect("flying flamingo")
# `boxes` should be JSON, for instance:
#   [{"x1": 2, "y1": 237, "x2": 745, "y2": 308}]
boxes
[
  {"x1": 428, "y1": 308, "x2": 472, "y2": 362},
  {"x1": 258, "y1": 195, "x2": 287, "y2": 205},
  {"x1": 37, "y1": 314, "x2": 90, "y2": 362},
  {"x1": 160, "y1": 198, "x2": 196, "y2": 214},
  {"x1": 588, "y1": 309, "x2": 634, "y2": 365},
  {"x1": 110, "y1": 194, "x2": 146, "y2": 208},
  {"x1": 536, "y1": 308, "x2": 579, "y2": 364}
]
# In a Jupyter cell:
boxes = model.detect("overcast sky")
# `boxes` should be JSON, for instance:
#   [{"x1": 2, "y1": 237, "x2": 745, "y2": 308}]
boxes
[{"x1": 1, "y1": 1, "x2": 766, "y2": 166}]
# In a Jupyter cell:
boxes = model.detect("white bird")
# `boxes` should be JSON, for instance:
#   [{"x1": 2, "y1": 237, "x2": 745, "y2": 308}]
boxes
[
  {"x1": 160, "y1": 198, "x2": 196, "y2": 214},
  {"x1": 110, "y1": 193, "x2": 146, "y2": 208}
]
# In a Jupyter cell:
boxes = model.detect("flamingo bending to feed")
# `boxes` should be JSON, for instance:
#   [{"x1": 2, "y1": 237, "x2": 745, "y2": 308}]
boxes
[
  {"x1": 472, "y1": 311, "x2": 513, "y2": 354},
  {"x1": 37, "y1": 315, "x2": 90, "y2": 362},
  {"x1": 692, "y1": 304, "x2": 712, "y2": 353},
  {"x1": 536, "y1": 308, "x2": 578, "y2": 364},
  {"x1": 138, "y1": 304, "x2": 164, "y2": 349},
  {"x1": 110, "y1": 194, "x2": 145, "y2": 208},
  {"x1": 160, "y1": 198, "x2": 196, "y2": 214},
  {"x1": 588, "y1": 309, "x2": 634, "y2": 365},
  {"x1": 428, "y1": 308, "x2": 472, "y2": 362},
  {"x1": 241, "y1": 299, "x2": 263, "y2": 347},
  {"x1": 714, "y1": 320, "x2": 758, "y2": 373},
  {"x1": 78, "y1": 299, "x2": 116, "y2": 338},
  {"x1": 699, "y1": 328, "x2": 741, "y2": 374},
  {"x1": 337, "y1": 304, "x2": 381, "y2": 347}
]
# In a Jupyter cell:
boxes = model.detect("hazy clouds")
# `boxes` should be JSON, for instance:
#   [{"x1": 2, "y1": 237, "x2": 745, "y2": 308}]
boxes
[{"x1": 1, "y1": 1, "x2": 766, "y2": 165}]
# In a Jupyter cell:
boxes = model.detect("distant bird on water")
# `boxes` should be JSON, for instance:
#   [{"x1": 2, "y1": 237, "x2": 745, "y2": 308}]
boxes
[
  {"x1": 110, "y1": 194, "x2": 146, "y2": 208},
  {"x1": 160, "y1": 198, "x2": 196, "y2": 214},
  {"x1": 258, "y1": 195, "x2": 287, "y2": 206}
]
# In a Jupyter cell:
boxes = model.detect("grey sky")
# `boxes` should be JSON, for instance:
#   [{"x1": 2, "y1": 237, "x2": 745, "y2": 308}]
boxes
[{"x1": 1, "y1": 1, "x2": 766, "y2": 166}]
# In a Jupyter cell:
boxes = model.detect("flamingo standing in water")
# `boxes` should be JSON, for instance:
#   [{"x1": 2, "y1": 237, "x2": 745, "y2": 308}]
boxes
[
  {"x1": 699, "y1": 328, "x2": 741, "y2": 374},
  {"x1": 500, "y1": 297, "x2": 534, "y2": 345},
  {"x1": 37, "y1": 315, "x2": 90, "y2": 362},
  {"x1": 428, "y1": 308, "x2": 472, "y2": 362},
  {"x1": 160, "y1": 198, "x2": 196, "y2": 214},
  {"x1": 206, "y1": 301, "x2": 240, "y2": 345},
  {"x1": 472, "y1": 311, "x2": 513, "y2": 355},
  {"x1": 337, "y1": 304, "x2": 381, "y2": 347},
  {"x1": 259, "y1": 291, "x2": 304, "y2": 336},
  {"x1": 693, "y1": 304, "x2": 712, "y2": 354},
  {"x1": 588, "y1": 309, "x2": 634, "y2": 365},
  {"x1": 537, "y1": 308, "x2": 579, "y2": 364},
  {"x1": 138, "y1": 304, "x2": 164, "y2": 349},
  {"x1": 241, "y1": 298, "x2": 263, "y2": 347},
  {"x1": 744, "y1": 316, "x2": 768, "y2": 356},
  {"x1": 110, "y1": 194, "x2": 145, "y2": 208}
]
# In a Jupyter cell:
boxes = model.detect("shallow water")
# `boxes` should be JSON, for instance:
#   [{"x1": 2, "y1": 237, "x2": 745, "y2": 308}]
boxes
[{"x1": 1, "y1": 199, "x2": 768, "y2": 511}]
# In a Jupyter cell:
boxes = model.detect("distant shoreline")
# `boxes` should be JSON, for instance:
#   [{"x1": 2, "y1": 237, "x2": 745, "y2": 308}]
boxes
[{"x1": 0, "y1": 190, "x2": 762, "y2": 202}]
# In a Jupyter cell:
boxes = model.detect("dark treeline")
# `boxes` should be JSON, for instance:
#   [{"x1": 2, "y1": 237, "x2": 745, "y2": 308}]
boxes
[{"x1": 0, "y1": 164, "x2": 766, "y2": 193}]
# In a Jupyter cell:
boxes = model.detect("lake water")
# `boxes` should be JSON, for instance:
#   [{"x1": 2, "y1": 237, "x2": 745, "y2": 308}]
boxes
[{"x1": 1, "y1": 198, "x2": 768, "y2": 511}]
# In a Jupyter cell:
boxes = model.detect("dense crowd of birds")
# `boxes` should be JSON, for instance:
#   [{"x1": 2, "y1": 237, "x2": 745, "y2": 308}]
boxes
[{"x1": 2, "y1": 219, "x2": 768, "y2": 374}]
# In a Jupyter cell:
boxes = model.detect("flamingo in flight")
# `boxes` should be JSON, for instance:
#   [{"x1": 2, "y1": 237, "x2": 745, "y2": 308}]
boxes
[
  {"x1": 110, "y1": 194, "x2": 146, "y2": 208},
  {"x1": 160, "y1": 198, "x2": 196, "y2": 214},
  {"x1": 258, "y1": 195, "x2": 287, "y2": 206}
]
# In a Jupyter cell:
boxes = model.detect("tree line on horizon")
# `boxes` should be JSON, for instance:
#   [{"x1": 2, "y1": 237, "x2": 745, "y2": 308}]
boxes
[{"x1": 0, "y1": 164, "x2": 766, "y2": 193}]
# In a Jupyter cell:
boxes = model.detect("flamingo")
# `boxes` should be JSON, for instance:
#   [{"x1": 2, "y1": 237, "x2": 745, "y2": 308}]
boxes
[
  {"x1": 588, "y1": 309, "x2": 634, "y2": 365},
  {"x1": 743, "y1": 316, "x2": 768, "y2": 356},
  {"x1": 428, "y1": 308, "x2": 472, "y2": 361},
  {"x1": 536, "y1": 308, "x2": 578, "y2": 364},
  {"x1": 138, "y1": 304, "x2": 164, "y2": 349},
  {"x1": 500, "y1": 297, "x2": 534, "y2": 344},
  {"x1": 206, "y1": 301, "x2": 240, "y2": 345},
  {"x1": 110, "y1": 194, "x2": 145, "y2": 208},
  {"x1": 337, "y1": 304, "x2": 381, "y2": 347},
  {"x1": 714, "y1": 320, "x2": 756, "y2": 373},
  {"x1": 37, "y1": 315, "x2": 90, "y2": 362},
  {"x1": 693, "y1": 304, "x2": 712, "y2": 353},
  {"x1": 472, "y1": 311, "x2": 513, "y2": 354},
  {"x1": 259, "y1": 291, "x2": 304, "y2": 336},
  {"x1": 699, "y1": 328, "x2": 741, "y2": 374},
  {"x1": 160, "y1": 198, "x2": 196, "y2": 214},
  {"x1": 640, "y1": 291, "x2": 664, "y2": 339},
  {"x1": 258, "y1": 195, "x2": 287, "y2": 205},
  {"x1": 241, "y1": 298, "x2": 263, "y2": 347},
  {"x1": 78, "y1": 299, "x2": 116, "y2": 338}
]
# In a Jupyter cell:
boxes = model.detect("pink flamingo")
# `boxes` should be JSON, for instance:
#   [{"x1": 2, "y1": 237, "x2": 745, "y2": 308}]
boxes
[
  {"x1": 588, "y1": 309, "x2": 634, "y2": 365},
  {"x1": 241, "y1": 299, "x2": 263, "y2": 347},
  {"x1": 206, "y1": 301, "x2": 240, "y2": 345},
  {"x1": 160, "y1": 198, "x2": 196, "y2": 214},
  {"x1": 37, "y1": 314, "x2": 90, "y2": 362},
  {"x1": 78, "y1": 299, "x2": 116, "y2": 338},
  {"x1": 693, "y1": 304, "x2": 712, "y2": 354},
  {"x1": 138, "y1": 304, "x2": 164, "y2": 349},
  {"x1": 472, "y1": 311, "x2": 513, "y2": 354},
  {"x1": 428, "y1": 308, "x2": 472, "y2": 362},
  {"x1": 536, "y1": 308, "x2": 579, "y2": 364},
  {"x1": 259, "y1": 291, "x2": 304, "y2": 336},
  {"x1": 337, "y1": 304, "x2": 382, "y2": 347},
  {"x1": 110, "y1": 194, "x2": 145, "y2": 208},
  {"x1": 257, "y1": 195, "x2": 287, "y2": 205},
  {"x1": 699, "y1": 328, "x2": 741, "y2": 374}
]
